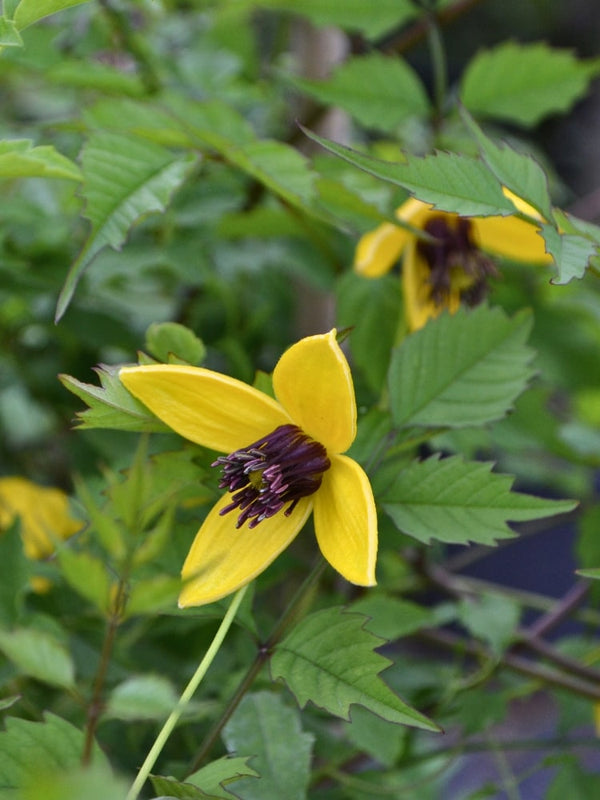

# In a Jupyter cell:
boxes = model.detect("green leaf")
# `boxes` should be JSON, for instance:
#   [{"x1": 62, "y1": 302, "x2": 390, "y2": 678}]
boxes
[
  {"x1": 300, "y1": 127, "x2": 515, "y2": 216},
  {"x1": 0, "y1": 628, "x2": 75, "y2": 689},
  {"x1": 255, "y1": 0, "x2": 416, "y2": 39},
  {"x1": 105, "y1": 675, "x2": 178, "y2": 721},
  {"x1": 457, "y1": 593, "x2": 521, "y2": 655},
  {"x1": 56, "y1": 132, "x2": 196, "y2": 321},
  {"x1": 0, "y1": 17, "x2": 23, "y2": 46},
  {"x1": 349, "y1": 595, "x2": 436, "y2": 640},
  {"x1": 20, "y1": 762, "x2": 129, "y2": 800},
  {"x1": 541, "y1": 224, "x2": 597, "y2": 284},
  {"x1": 13, "y1": 0, "x2": 91, "y2": 30},
  {"x1": 59, "y1": 364, "x2": 170, "y2": 432},
  {"x1": 461, "y1": 41, "x2": 599, "y2": 127},
  {"x1": 125, "y1": 575, "x2": 182, "y2": 617},
  {"x1": 460, "y1": 107, "x2": 552, "y2": 219},
  {"x1": 145, "y1": 322, "x2": 206, "y2": 365},
  {"x1": 56, "y1": 549, "x2": 112, "y2": 613},
  {"x1": 337, "y1": 272, "x2": 402, "y2": 392},
  {"x1": 0, "y1": 140, "x2": 82, "y2": 181},
  {"x1": 149, "y1": 775, "x2": 219, "y2": 799},
  {"x1": 222, "y1": 692, "x2": 313, "y2": 800},
  {"x1": 383, "y1": 454, "x2": 577, "y2": 546},
  {"x1": 270, "y1": 608, "x2": 438, "y2": 731},
  {"x1": 0, "y1": 524, "x2": 29, "y2": 626},
  {"x1": 388, "y1": 305, "x2": 536, "y2": 428},
  {"x1": 345, "y1": 705, "x2": 405, "y2": 768},
  {"x1": 0, "y1": 714, "x2": 107, "y2": 793},
  {"x1": 546, "y1": 757, "x2": 600, "y2": 800},
  {"x1": 186, "y1": 756, "x2": 260, "y2": 799},
  {"x1": 290, "y1": 53, "x2": 429, "y2": 132}
]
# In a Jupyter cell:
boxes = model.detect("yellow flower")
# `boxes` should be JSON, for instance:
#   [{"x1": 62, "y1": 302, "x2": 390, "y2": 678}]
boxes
[
  {"x1": 120, "y1": 330, "x2": 377, "y2": 607},
  {"x1": 354, "y1": 192, "x2": 551, "y2": 331},
  {"x1": 0, "y1": 477, "x2": 82, "y2": 560}
]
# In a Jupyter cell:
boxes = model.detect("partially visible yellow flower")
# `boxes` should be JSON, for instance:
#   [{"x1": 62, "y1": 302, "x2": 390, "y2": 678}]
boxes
[
  {"x1": 0, "y1": 477, "x2": 82, "y2": 560},
  {"x1": 120, "y1": 330, "x2": 377, "y2": 607},
  {"x1": 354, "y1": 192, "x2": 551, "y2": 331}
]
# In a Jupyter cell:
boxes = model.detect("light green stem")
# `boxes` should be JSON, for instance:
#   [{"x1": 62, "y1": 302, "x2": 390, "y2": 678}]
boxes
[{"x1": 126, "y1": 584, "x2": 249, "y2": 800}]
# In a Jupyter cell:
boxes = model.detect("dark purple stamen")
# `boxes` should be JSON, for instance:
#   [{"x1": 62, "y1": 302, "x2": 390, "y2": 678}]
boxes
[
  {"x1": 417, "y1": 216, "x2": 498, "y2": 307},
  {"x1": 212, "y1": 424, "x2": 331, "y2": 529}
]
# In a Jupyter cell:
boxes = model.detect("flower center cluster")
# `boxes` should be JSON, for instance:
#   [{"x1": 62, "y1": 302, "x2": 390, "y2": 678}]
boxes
[
  {"x1": 213, "y1": 424, "x2": 331, "y2": 529},
  {"x1": 417, "y1": 216, "x2": 497, "y2": 307}
]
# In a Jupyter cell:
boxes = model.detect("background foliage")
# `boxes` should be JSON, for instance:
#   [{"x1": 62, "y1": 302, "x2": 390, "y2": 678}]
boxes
[{"x1": 2, "y1": 1, "x2": 600, "y2": 798}]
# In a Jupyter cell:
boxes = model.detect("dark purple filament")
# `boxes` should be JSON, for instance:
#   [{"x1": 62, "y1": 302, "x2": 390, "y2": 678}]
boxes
[
  {"x1": 417, "y1": 216, "x2": 498, "y2": 307},
  {"x1": 213, "y1": 424, "x2": 331, "y2": 529}
]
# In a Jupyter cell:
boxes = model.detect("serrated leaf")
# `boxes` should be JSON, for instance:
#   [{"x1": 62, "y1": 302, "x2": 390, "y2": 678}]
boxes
[
  {"x1": 59, "y1": 364, "x2": 170, "y2": 432},
  {"x1": 222, "y1": 692, "x2": 312, "y2": 800},
  {"x1": 300, "y1": 127, "x2": 515, "y2": 216},
  {"x1": 105, "y1": 675, "x2": 178, "y2": 721},
  {"x1": 383, "y1": 454, "x2": 576, "y2": 546},
  {"x1": 270, "y1": 608, "x2": 438, "y2": 731},
  {"x1": 56, "y1": 132, "x2": 196, "y2": 320},
  {"x1": 460, "y1": 107, "x2": 552, "y2": 219},
  {"x1": 461, "y1": 41, "x2": 599, "y2": 127},
  {"x1": 150, "y1": 774, "x2": 219, "y2": 799},
  {"x1": 57, "y1": 548, "x2": 112, "y2": 612},
  {"x1": 13, "y1": 0, "x2": 91, "y2": 30},
  {"x1": 186, "y1": 756, "x2": 260, "y2": 800},
  {"x1": 0, "y1": 629, "x2": 75, "y2": 689},
  {"x1": 388, "y1": 305, "x2": 536, "y2": 428},
  {"x1": 0, "y1": 140, "x2": 82, "y2": 181},
  {"x1": 257, "y1": 0, "x2": 416, "y2": 39},
  {"x1": 0, "y1": 714, "x2": 107, "y2": 792},
  {"x1": 290, "y1": 53, "x2": 429, "y2": 133},
  {"x1": 541, "y1": 224, "x2": 597, "y2": 284}
]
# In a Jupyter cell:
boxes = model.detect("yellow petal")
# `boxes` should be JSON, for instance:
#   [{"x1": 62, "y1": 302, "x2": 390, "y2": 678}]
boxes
[
  {"x1": 472, "y1": 214, "x2": 551, "y2": 264},
  {"x1": 0, "y1": 477, "x2": 82, "y2": 560},
  {"x1": 353, "y1": 197, "x2": 433, "y2": 278},
  {"x1": 354, "y1": 223, "x2": 408, "y2": 277},
  {"x1": 179, "y1": 493, "x2": 313, "y2": 606},
  {"x1": 402, "y1": 238, "x2": 443, "y2": 331},
  {"x1": 273, "y1": 330, "x2": 356, "y2": 454},
  {"x1": 313, "y1": 454, "x2": 377, "y2": 586},
  {"x1": 120, "y1": 365, "x2": 289, "y2": 453}
]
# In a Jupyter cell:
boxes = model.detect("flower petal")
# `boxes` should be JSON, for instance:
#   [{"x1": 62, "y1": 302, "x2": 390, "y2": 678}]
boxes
[
  {"x1": 472, "y1": 214, "x2": 551, "y2": 264},
  {"x1": 120, "y1": 365, "x2": 289, "y2": 453},
  {"x1": 0, "y1": 477, "x2": 82, "y2": 560},
  {"x1": 354, "y1": 197, "x2": 432, "y2": 278},
  {"x1": 402, "y1": 238, "x2": 462, "y2": 331},
  {"x1": 354, "y1": 223, "x2": 408, "y2": 277},
  {"x1": 179, "y1": 494, "x2": 312, "y2": 606},
  {"x1": 312, "y1": 454, "x2": 377, "y2": 586},
  {"x1": 273, "y1": 330, "x2": 356, "y2": 454}
]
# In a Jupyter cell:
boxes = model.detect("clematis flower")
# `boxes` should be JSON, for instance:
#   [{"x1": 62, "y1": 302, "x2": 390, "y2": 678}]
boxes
[
  {"x1": 354, "y1": 192, "x2": 551, "y2": 331},
  {"x1": 0, "y1": 476, "x2": 82, "y2": 560},
  {"x1": 120, "y1": 330, "x2": 377, "y2": 607}
]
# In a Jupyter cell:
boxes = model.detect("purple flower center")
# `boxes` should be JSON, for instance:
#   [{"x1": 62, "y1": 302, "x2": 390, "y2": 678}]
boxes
[
  {"x1": 213, "y1": 424, "x2": 331, "y2": 529},
  {"x1": 417, "y1": 216, "x2": 498, "y2": 307}
]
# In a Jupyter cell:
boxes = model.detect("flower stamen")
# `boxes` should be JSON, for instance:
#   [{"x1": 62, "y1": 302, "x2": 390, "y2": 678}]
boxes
[
  {"x1": 417, "y1": 216, "x2": 498, "y2": 308},
  {"x1": 213, "y1": 424, "x2": 331, "y2": 529}
]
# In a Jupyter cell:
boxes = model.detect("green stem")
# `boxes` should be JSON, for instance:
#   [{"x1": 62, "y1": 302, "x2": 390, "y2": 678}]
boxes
[
  {"x1": 185, "y1": 557, "x2": 327, "y2": 774},
  {"x1": 126, "y1": 584, "x2": 248, "y2": 800}
]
